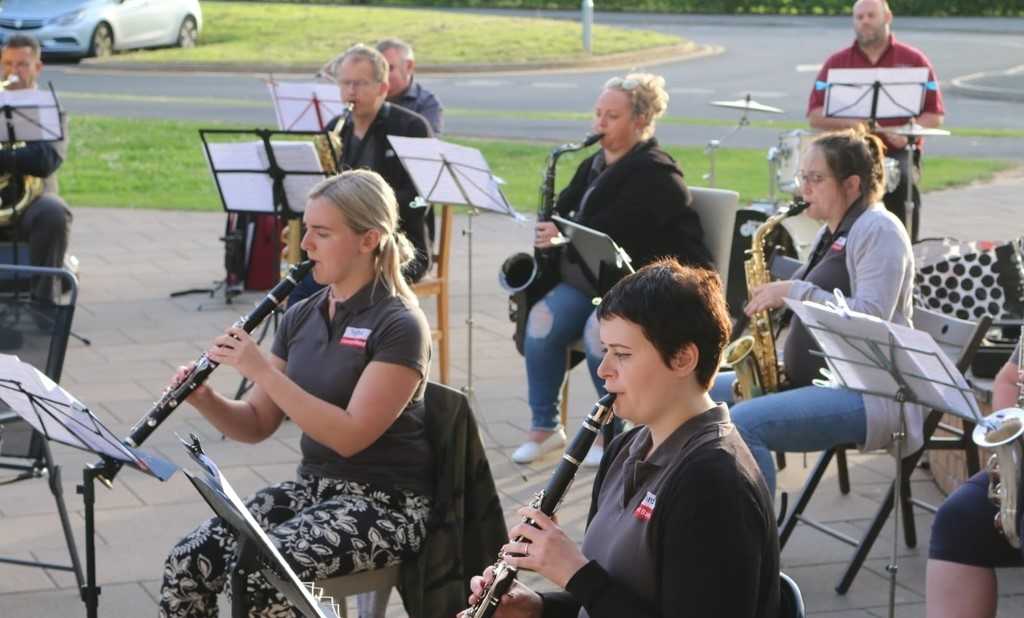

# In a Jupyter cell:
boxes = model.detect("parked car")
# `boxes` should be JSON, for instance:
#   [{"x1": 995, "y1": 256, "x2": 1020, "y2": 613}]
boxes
[{"x1": 0, "y1": 0, "x2": 203, "y2": 59}]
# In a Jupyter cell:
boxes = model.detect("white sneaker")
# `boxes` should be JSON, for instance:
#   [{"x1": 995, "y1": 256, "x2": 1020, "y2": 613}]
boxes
[
  {"x1": 511, "y1": 430, "x2": 567, "y2": 464},
  {"x1": 582, "y1": 445, "x2": 604, "y2": 468}
]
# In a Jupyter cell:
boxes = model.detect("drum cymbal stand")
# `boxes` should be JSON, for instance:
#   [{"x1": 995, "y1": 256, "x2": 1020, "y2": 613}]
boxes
[{"x1": 703, "y1": 111, "x2": 749, "y2": 188}]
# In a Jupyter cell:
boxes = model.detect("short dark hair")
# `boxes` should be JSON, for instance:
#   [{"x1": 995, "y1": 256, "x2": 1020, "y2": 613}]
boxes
[
  {"x1": 812, "y1": 127, "x2": 887, "y2": 205},
  {"x1": 597, "y1": 259, "x2": 731, "y2": 390},
  {"x1": 3, "y1": 34, "x2": 41, "y2": 58}
]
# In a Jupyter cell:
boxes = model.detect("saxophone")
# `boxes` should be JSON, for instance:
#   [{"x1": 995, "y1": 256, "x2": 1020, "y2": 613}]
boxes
[
  {"x1": 280, "y1": 103, "x2": 353, "y2": 268},
  {"x1": 722, "y1": 199, "x2": 809, "y2": 400},
  {"x1": 461, "y1": 393, "x2": 616, "y2": 618},
  {"x1": 973, "y1": 335, "x2": 1024, "y2": 548},
  {"x1": 500, "y1": 132, "x2": 602, "y2": 354},
  {"x1": 0, "y1": 74, "x2": 44, "y2": 227}
]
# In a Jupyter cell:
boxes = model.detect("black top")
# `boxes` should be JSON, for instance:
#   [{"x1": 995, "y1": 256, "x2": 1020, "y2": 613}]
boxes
[
  {"x1": 326, "y1": 103, "x2": 434, "y2": 282},
  {"x1": 552, "y1": 138, "x2": 711, "y2": 295},
  {"x1": 783, "y1": 202, "x2": 866, "y2": 387},
  {"x1": 271, "y1": 281, "x2": 433, "y2": 495},
  {"x1": 540, "y1": 406, "x2": 780, "y2": 618}
]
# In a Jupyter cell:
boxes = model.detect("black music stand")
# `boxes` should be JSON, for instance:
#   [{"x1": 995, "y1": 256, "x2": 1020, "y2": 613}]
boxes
[
  {"x1": 786, "y1": 294, "x2": 981, "y2": 618},
  {"x1": 0, "y1": 83, "x2": 64, "y2": 143},
  {"x1": 0, "y1": 355, "x2": 177, "y2": 618},
  {"x1": 822, "y1": 67, "x2": 929, "y2": 239},
  {"x1": 178, "y1": 434, "x2": 340, "y2": 618},
  {"x1": 550, "y1": 215, "x2": 634, "y2": 295},
  {"x1": 387, "y1": 135, "x2": 518, "y2": 396}
]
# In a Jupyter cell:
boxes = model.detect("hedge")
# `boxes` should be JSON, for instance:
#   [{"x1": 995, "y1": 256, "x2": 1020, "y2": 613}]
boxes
[{"x1": 219, "y1": 0, "x2": 1023, "y2": 16}]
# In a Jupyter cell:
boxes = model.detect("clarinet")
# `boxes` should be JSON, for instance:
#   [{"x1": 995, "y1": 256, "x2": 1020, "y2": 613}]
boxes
[
  {"x1": 462, "y1": 393, "x2": 617, "y2": 618},
  {"x1": 94, "y1": 260, "x2": 314, "y2": 486}
]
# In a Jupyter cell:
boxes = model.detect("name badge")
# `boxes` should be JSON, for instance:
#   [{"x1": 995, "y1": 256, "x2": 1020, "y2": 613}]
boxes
[
  {"x1": 339, "y1": 326, "x2": 372, "y2": 348},
  {"x1": 633, "y1": 491, "x2": 657, "y2": 522},
  {"x1": 830, "y1": 236, "x2": 848, "y2": 253}
]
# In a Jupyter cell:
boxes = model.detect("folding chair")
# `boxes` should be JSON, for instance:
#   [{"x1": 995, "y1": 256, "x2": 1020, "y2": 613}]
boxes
[
  {"x1": 412, "y1": 205, "x2": 453, "y2": 385},
  {"x1": 0, "y1": 264, "x2": 84, "y2": 588},
  {"x1": 778, "y1": 307, "x2": 989, "y2": 594}
]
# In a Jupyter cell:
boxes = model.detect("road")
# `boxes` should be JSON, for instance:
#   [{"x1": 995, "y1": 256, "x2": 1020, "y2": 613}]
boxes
[{"x1": 42, "y1": 13, "x2": 1024, "y2": 160}]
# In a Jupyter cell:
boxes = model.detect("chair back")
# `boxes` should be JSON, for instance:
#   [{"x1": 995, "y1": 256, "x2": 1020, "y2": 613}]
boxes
[
  {"x1": 778, "y1": 572, "x2": 806, "y2": 618},
  {"x1": 913, "y1": 306, "x2": 990, "y2": 372},
  {"x1": 688, "y1": 187, "x2": 739, "y2": 291},
  {"x1": 0, "y1": 265, "x2": 78, "y2": 461}
]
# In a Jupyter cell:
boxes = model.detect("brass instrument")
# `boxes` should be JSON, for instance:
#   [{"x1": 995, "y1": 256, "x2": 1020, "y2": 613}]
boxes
[
  {"x1": 973, "y1": 335, "x2": 1024, "y2": 548},
  {"x1": 722, "y1": 199, "x2": 809, "y2": 400},
  {"x1": 0, "y1": 74, "x2": 44, "y2": 227},
  {"x1": 279, "y1": 103, "x2": 353, "y2": 270}
]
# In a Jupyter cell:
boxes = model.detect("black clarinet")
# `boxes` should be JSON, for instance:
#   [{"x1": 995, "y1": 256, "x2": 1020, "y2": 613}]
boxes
[
  {"x1": 94, "y1": 260, "x2": 314, "y2": 486},
  {"x1": 462, "y1": 393, "x2": 616, "y2": 618}
]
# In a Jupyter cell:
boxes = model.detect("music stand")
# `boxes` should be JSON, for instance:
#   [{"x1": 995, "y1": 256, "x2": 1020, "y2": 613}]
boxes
[
  {"x1": 267, "y1": 79, "x2": 346, "y2": 132},
  {"x1": 178, "y1": 434, "x2": 340, "y2": 618},
  {"x1": 785, "y1": 294, "x2": 980, "y2": 618},
  {"x1": 0, "y1": 84, "x2": 64, "y2": 143},
  {"x1": 387, "y1": 135, "x2": 519, "y2": 396},
  {"x1": 550, "y1": 215, "x2": 634, "y2": 294},
  {"x1": 0, "y1": 354, "x2": 177, "y2": 618},
  {"x1": 822, "y1": 67, "x2": 930, "y2": 238}
]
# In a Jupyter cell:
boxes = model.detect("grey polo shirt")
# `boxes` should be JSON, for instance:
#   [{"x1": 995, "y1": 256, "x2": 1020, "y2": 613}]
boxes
[{"x1": 271, "y1": 281, "x2": 433, "y2": 496}]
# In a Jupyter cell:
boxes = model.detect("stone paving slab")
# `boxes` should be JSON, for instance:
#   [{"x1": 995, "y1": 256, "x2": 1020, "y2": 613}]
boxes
[{"x1": 1, "y1": 169, "x2": 1022, "y2": 616}]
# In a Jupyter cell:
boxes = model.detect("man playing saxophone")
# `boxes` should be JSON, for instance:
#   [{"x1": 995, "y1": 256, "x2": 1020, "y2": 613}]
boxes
[
  {"x1": 710, "y1": 128, "x2": 918, "y2": 499},
  {"x1": 469, "y1": 260, "x2": 780, "y2": 618},
  {"x1": 0, "y1": 34, "x2": 71, "y2": 303},
  {"x1": 925, "y1": 340, "x2": 1024, "y2": 618},
  {"x1": 512, "y1": 73, "x2": 711, "y2": 467}
]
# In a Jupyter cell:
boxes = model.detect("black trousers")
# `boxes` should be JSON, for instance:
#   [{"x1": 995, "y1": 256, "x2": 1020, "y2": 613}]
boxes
[
  {"x1": 881, "y1": 151, "x2": 921, "y2": 242},
  {"x1": 12, "y1": 193, "x2": 72, "y2": 300}
]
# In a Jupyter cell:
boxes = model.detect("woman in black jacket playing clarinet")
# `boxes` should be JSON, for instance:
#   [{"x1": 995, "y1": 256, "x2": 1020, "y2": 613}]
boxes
[
  {"x1": 471, "y1": 260, "x2": 780, "y2": 618},
  {"x1": 514, "y1": 73, "x2": 711, "y2": 467}
]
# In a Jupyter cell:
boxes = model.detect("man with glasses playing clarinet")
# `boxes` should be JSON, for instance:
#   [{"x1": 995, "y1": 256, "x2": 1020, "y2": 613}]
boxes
[{"x1": 806, "y1": 0, "x2": 944, "y2": 241}]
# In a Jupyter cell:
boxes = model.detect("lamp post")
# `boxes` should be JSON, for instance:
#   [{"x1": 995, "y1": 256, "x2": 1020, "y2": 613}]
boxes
[{"x1": 582, "y1": 0, "x2": 593, "y2": 53}]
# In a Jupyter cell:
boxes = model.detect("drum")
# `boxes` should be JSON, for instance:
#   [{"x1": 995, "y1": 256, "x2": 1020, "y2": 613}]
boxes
[
  {"x1": 770, "y1": 130, "x2": 814, "y2": 195},
  {"x1": 883, "y1": 157, "x2": 902, "y2": 194}
]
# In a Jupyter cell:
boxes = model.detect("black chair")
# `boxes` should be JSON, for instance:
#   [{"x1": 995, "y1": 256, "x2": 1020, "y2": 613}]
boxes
[
  {"x1": 778, "y1": 571, "x2": 806, "y2": 618},
  {"x1": 0, "y1": 264, "x2": 83, "y2": 588},
  {"x1": 778, "y1": 308, "x2": 989, "y2": 594}
]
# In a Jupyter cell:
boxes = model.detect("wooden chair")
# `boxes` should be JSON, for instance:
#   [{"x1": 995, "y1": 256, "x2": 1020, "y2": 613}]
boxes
[
  {"x1": 778, "y1": 308, "x2": 990, "y2": 594},
  {"x1": 412, "y1": 205, "x2": 453, "y2": 385}
]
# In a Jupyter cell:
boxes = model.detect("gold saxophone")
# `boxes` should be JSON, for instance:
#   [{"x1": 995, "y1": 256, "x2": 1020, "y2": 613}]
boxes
[
  {"x1": 280, "y1": 103, "x2": 353, "y2": 268},
  {"x1": 0, "y1": 74, "x2": 44, "y2": 227},
  {"x1": 973, "y1": 335, "x2": 1024, "y2": 548},
  {"x1": 722, "y1": 200, "x2": 809, "y2": 400}
]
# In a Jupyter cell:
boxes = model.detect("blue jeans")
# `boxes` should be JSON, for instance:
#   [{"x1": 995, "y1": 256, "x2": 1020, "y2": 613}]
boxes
[
  {"x1": 524, "y1": 283, "x2": 604, "y2": 431},
  {"x1": 712, "y1": 371, "x2": 867, "y2": 495}
]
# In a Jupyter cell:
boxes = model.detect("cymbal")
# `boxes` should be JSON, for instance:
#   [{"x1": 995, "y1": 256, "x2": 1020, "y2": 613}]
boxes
[
  {"x1": 709, "y1": 97, "x2": 784, "y2": 114},
  {"x1": 880, "y1": 122, "x2": 951, "y2": 137}
]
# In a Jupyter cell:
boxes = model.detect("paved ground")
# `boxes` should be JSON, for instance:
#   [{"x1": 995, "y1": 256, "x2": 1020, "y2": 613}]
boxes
[{"x1": 1, "y1": 169, "x2": 1023, "y2": 617}]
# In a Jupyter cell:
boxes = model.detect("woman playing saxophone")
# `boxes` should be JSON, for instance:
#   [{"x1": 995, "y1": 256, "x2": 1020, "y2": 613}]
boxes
[
  {"x1": 468, "y1": 260, "x2": 780, "y2": 618},
  {"x1": 513, "y1": 72, "x2": 711, "y2": 467},
  {"x1": 710, "y1": 128, "x2": 918, "y2": 498},
  {"x1": 925, "y1": 339, "x2": 1024, "y2": 618}
]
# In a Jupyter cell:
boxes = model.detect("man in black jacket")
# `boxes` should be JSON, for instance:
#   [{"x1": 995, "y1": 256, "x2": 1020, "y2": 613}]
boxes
[
  {"x1": 329, "y1": 43, "x2": 433, "y2": 282},
  {"x1": 0, "y1": 34, "x2": 71, "y2": 302}
]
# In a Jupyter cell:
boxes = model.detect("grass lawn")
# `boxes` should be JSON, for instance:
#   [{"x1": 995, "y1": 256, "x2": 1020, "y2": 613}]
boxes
[
  {"x1": 95, "y1": 2, "x2": 684, "y2": 67},
  {"x1": 61, "y1": 115, "x2": 1015, "y2": 212}
]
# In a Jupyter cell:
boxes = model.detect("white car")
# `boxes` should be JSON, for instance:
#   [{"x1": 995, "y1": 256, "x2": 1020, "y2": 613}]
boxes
[{"x1": 0, "y1": 0, "x2": 203, "y2": 58}]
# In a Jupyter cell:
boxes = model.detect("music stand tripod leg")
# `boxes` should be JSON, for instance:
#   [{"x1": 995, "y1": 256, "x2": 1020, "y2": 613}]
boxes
[{"x1": 77, "y1": 466, "x2": 102, "y2": 618}]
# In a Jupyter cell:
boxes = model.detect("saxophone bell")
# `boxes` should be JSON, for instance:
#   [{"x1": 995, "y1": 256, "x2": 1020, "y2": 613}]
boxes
[{"x1": 498, "y1": 252, "x2": 538, "y2": 294}]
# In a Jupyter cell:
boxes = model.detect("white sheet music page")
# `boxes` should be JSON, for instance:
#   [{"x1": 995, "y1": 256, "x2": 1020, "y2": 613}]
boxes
[
  {"x1": 825, "y1": 67, "x2": 928, "y2": 119},
  {"x1": 267, "y1": 141, "x2": 324, "y2": 214},
  {"x1": 267, "y1": 80, "x2": 345, "y2": 131},
  {"x1": 0, "y1": 88, "x2": 62, "y2": 141},
  {"x1": 204, "y1": 141, "x2": 275, "y2": 213}
]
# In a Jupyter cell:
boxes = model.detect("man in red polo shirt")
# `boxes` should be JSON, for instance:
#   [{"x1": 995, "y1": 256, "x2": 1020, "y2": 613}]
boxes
[{"x1": 806, "y1": 0, "x2": 944, "y2": 240}]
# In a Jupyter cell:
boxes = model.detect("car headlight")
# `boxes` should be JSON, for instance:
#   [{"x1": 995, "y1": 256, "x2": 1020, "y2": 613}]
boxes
[{"x1": 46, "y1": 9, "x2": 86, "y2": 26}]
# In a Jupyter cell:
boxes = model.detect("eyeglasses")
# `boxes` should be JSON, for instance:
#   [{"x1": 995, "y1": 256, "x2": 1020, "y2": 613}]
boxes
[
  {"x1": 339, "y1": 79, "x2": 377, "y2": 91},
  {"x1": 606, "y1": 76, "x2": 640, "y2": 91},
  {"x1": 797, "y1": 171, "x2": 833, "y2": 186}
]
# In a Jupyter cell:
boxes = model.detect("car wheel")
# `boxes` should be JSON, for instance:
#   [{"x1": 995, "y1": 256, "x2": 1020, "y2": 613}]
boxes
[
  {"x1": 89, "y1": 23, "x2": 113, "y2": 58},
  {"x1": 177, "y1": 16, "x2": 198, "y2": 49}
]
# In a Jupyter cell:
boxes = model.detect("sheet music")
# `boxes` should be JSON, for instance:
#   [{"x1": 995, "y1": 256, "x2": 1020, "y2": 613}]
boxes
[
  {"x1": 0, "y1": 88, "x2": 62, "y2": 142},
  {"x1": 267, "y1": 80, "x2": 345, "y2": 132},
  {"x1": 267, "y1": 141, "x2": 324, "y2": 214},
  {"x1": 205, "y1": 141, "x2": 275, "y2": 213},
  {"x1": 825, "y1": 67, "x2": 929, "y2": 119},
  {"x1": 786, "y1": 299, "x2": 981, "y2": 421},
  {"x1": 387, "y1": 135, "x2": 519, "y2": 217}
]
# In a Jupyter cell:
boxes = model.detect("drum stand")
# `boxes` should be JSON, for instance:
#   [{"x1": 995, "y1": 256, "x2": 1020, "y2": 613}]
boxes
[
  {"x1": 703, "y1": 112, "x2": 749, "y2": 188},
  {"x1": 902, "y1": 136, "x2": 919, "y2": 242}
]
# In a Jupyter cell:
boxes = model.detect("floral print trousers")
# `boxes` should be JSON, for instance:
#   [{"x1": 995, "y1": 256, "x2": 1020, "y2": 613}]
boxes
[{"x1": 159, "y1": 475, "x2": 431, "y2": 618}]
